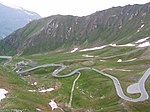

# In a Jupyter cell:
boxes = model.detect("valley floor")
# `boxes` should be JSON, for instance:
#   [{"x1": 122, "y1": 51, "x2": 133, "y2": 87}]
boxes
[{"x1": 0, "y1": 45, "x2": 150, "y2": 112}]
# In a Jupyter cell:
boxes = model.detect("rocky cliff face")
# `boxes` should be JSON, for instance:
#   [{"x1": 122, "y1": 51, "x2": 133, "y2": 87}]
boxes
[
  {"x1": 0, "y1": 3, "x2": 41, "y2": 39},
  {"x1": 0, "y1": 2, "x2": 150, "y2": 55}
]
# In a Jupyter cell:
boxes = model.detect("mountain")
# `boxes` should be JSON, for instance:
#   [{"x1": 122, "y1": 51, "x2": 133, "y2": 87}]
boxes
[
  {"x1": 0, "y1": 2, "x2": 150, "y2": 55},
  {"x1": 0, "y1": 3, "x2": 150, "y2": 112},
  {"x1": 0, "y1": 3, "x2": 41, "y2": 39}
]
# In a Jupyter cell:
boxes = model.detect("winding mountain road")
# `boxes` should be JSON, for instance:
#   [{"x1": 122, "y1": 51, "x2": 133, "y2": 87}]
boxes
[{"x1": 17, "y1": 63, "x2": 150, "y2": 102}]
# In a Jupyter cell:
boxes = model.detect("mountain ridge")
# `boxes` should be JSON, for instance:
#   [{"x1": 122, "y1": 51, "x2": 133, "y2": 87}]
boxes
[
  {"x1": 0, "y1": 2, "x2": 150, "y2": 55},
  {"x1": 0, "y1": 3, "x2": 41, "y2": 39}
]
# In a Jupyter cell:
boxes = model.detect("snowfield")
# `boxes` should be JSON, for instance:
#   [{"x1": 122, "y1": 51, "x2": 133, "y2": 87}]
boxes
[
  {"x1": 0, "y1": 88, "x2": 8, "y2": 101},
  {"x1": 135, "y1": 37, "x2": 150, "y2": 43},
  {"x1": 39, "y1": 88, "x2": 54, "y2": 93},
  {"x1": 138, "y1": 41, "x2": 150, "y2": 47},
  {"x1": 70, "y1": 37, "x2": 150, "y2": 53},
  {"x1": 28, "y1": 88, "x2": 54, "y2": 93},
  {"x1": 49, "y1": 100, "x2": 58, "y2": 111},
  {"x1": 70, "y1": 48, "x2": 78, "y2": 53},
  {"x1": 80, "y1": 45, "x2": 107, "y2": 51}
]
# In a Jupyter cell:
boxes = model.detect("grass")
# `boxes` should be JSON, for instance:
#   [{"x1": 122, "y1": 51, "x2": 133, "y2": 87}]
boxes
[{"x1": 0, "y1": 46, "x2": 150, "y2": 111}]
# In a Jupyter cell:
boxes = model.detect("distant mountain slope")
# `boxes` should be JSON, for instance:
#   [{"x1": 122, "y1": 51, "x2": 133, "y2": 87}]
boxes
[
  {"x1": 0, "y1": 2, "x2": 150, "y2": 55},
  {"x1": 0, "y1": 3, "x2": 41, "y2": 39}
]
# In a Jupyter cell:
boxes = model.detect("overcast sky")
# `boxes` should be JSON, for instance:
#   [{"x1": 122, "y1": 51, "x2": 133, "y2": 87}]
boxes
[{"x1": 0, "y1": 0, "x2": 149, "y2": 17}]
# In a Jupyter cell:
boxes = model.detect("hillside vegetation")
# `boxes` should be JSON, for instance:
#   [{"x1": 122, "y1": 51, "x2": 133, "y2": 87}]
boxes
[
  {"x1": 0, "y1": 44, "x2": 150, "y2": 111},
  {"x1": 0, "y1": 2, "x2": 150, "y2": 55},
  {"x1": 0, "y1": 2, "x2": 150, "y2": 112}
]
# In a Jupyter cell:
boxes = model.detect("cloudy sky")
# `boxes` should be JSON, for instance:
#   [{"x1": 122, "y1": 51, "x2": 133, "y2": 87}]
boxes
[{"x1": 0, "y1": 0, "x2": 149, "y2": 17}]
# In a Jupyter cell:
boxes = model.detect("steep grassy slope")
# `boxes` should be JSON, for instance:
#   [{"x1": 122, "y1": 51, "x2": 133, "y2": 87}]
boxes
[{"x1": 0, "y1": 2, "x2": 150, "y2": 55}]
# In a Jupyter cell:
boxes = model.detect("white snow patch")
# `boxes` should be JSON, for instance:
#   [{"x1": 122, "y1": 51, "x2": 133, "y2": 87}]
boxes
[
  {"x1": 34, "y1": 82, "x2": 37, "y2": 85},
  {"x1": 137, "y1": 29, "x2": 140, "y2": 32},
  {"x1": 31, "y1": 82, "x2": 37, "y2": 85},
  {"x1": 117, "y1": 58, "x2": 137, "y2": 63},
  {"x1": 0, "y1": 88, "x2": 8, "y2": 101},
  {"x1": 49, "y1": 100, "x2": 58, "y2": 111},
  {"x1": 82, "y1": 55, "x2": 94, "y2": 58},
  {"x1": 140, "y1": 24, "x2": 144, "y2": 28},
  {"x1": 80, "y1": 45, "x2": 107, "y2": 52},
  {"x1": 127, "y1": 83, "x2": 141, "y2": 94},
  {"x1": 82, "y1": 55, "x2": 98, "y2": 58},
  {"x1": 90, "y1": 95, "x2": 93, "y2": 98},
  {"x1": 115, "y1": 69, "x2": 133, "y2": 72},
  {"x1": 122, "y1": 58, "x2": 137, "y2": 62},
  {"x1": 80, "y1": 43, "x2": 136, "y2": 52},
  {"x1": 16, "y1": 70, "x2": 20, "y2": 73},
  {"x1": 102, "y1": 68, "x2": 132, "y2": 72},
  {"x1": 28, "y1": 88, "x2": 54, "y2": 93},
  {"x1": 70, "y1": 48, "x2": 78, "y2": 53},
  {"x1": 135, "y1": 37, "x2": 150, "y2": 43},
  {"x1": 109, "y1": 44, "x2": 117, "y2": 46},
  {"x1": 138, "y1": 41, "x2": 150, "y2": 47},
  {"x1": 39, "y1": 88, "x2": 54, "y2": 93},
  {"x1": 119, "y1": 26, "x2": 122, "y2": 29},
  {"x1": 28, "y1": 90, "x2": 36, "y2": 92},
  {"x1": 36, "y1": 108, "x2": 41, "y2": 112},
  {"x1": 109, "y1": 43, "x2": 135, "y2": 47},
  {"x1": 136, "y1": 24, "x2": 145, "y2": 32},
  {"x1": 100, "y1": 60, "x2": 106, "y2": 62},
  {"x1": 68, "y1": 27, "x2": 72, "y2": 32},
  {"x1": 102, "y1": 68, "x2": 113, "y2": 71},
  {"x1": 117, "y1": 59, "x2": 122, "y2": 62},
  {"x1": 118, "y1": 43, "x2": 135, "y2": 47}
]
